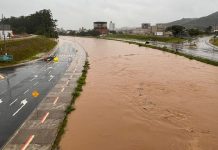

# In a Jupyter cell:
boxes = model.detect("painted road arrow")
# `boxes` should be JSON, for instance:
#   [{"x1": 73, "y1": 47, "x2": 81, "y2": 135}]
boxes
[{"x1": 12, "y1": 99, "x2": 28, "y2": 117}]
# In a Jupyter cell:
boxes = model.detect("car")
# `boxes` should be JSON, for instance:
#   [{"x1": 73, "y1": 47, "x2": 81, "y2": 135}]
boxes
[
  {"x1": 43, "y1": 55, "x2": 56, "y2": 62},
  {"x1": 145, "y1": 41, "x2": 150, "y2": 44}
]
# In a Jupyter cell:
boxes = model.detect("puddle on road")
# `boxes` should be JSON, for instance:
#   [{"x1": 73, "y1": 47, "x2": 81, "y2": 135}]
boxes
[{"x1": 60, "y1": 37, "x2": 218, "y2": 150}]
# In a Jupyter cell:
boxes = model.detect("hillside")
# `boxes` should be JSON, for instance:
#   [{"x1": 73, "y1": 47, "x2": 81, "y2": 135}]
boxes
[{"x1": 166, "y1": 11, "x2": 218, "y2": 29}]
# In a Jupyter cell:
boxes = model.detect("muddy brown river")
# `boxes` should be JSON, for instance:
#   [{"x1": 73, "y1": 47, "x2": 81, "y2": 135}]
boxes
[{"x1": 60, "y1": 37, "x2": 218, "y2": 150}]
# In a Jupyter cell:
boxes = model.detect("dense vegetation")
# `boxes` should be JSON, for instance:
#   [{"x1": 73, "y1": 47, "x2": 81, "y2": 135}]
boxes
[
  {"x1": 1, "y1": 9, "x2": 58, "y2": 38},
  {"x1": 166, "y1": 25, "x2": 204, "y2": 37},
  {"x1": 0, "y1": 36, "x2": 57, "y2": 66},
  {"x1": 59, "y1": 29, "x2": 101, "y2": 37},
  {"x1": 106, "y1": 34, "x2": 185, "y2": 43}
]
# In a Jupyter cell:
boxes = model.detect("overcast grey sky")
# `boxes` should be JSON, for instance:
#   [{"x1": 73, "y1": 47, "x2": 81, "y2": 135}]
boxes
[{"x1": 1, "y1": 0, "x2": 218, "y2": 30}]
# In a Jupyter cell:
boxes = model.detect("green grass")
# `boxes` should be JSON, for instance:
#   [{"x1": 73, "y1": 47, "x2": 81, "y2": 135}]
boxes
[
  {"x1": 210, "y1": 38, "x2": 218, "y2": 46},
  {"x1": 52, "y1": 60, "x2": 90, "y2": 150},
  {"x1": 106, "y1": 34, "x2": 186, "y2": 43},
  {"x1": 0, "y1": 36, "x2": 57, "y2": 66}
]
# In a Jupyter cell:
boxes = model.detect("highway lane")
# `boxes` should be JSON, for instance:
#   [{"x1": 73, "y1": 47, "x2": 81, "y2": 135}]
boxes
[{"x1": 0, "y1": 38, "x2": 77, "y2": 149}]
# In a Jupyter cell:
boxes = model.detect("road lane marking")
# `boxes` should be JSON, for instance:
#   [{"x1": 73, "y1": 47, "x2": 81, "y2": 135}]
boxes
[
  {"x1": 73, "y1": 68, "x2": 77, "y2": 73},
  {"x1": 33, "y1": 82, "x2": 39, "y2": 86},
  {"x1": 66, "y1": 80, "x2": 70, "y2": 85},
  {"x1": 0, "y1": 74, "x2": 5, "y2": 80},
  {"x1": 0, "y1": 99, "x2": 2, "y2": 104},
  {"x1": 21, "y1": 135, "x2": 35, "y2": 150},
  {"x1": 30, "y1": 78, "x2": 36, "y2": 82},
  {"x1": 41, "y1": 112, "x2": 49, "y2": 124},
  {"x1": 61, "y1": 87, "x2": 65, "y2": 92},
  {"x1": 49, "y1": 75, "x2": 55, "y2": 82},
  {"x1": 53, "y1": 97, "x2": 59, "y2": 105},
  {"x1": 9, "y1": 98, "x2": 18, "y2": 106},
  {"x1": 12, "y1": 99, "x2": 28, "y2": 117},
  {"x1": 24, "y1": 89, "x2": 30, "y2": 95}
]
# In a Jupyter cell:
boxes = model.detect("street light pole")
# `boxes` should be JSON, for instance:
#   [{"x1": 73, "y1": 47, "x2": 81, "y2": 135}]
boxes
[{"x1": 2, "y1": 14, "x2": 6, "y2": 54}]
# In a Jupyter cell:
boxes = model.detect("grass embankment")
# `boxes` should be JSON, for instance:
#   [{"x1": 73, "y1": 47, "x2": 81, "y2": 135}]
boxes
[
  {"x1": 106, "y1": 34, "x2": 186, "y2": 43},
  {"x1": 52, "y1": 61, "x2": 90, "y2": 150},
  {"x1": 210, "y1": 38, "x2": 218, "y2": 46},
  {"x1": 0, "y1": 36, "x2": 57, "y2": 66}
]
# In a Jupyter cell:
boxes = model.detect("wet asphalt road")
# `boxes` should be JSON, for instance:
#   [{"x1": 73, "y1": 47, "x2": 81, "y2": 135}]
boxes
[{"x1": 0, "y1": 39, "x2": 76, "y2": 149}]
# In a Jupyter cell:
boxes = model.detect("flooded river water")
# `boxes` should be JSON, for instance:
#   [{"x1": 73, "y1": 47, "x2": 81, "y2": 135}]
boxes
[{"x1": 60, "y1": 37, "x2": 218, "y2": 150}]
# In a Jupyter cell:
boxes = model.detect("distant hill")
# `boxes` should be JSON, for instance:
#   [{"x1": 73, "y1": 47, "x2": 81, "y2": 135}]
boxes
[{"x1": 166, "y1": 11, "x2": 218, "y2": 29}]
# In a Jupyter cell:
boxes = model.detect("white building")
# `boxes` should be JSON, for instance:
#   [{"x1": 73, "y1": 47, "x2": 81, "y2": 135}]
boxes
[
  {"x1": 109, "y1": 21, "x2": 115, "y2": 31},
  {"x1": 0, "y1": 25, "x2": 13, "y2": 39}
]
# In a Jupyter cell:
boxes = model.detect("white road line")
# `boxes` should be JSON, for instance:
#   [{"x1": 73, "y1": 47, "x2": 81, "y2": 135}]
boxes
[
  {"x1": 0, "y1": 99, "x2": 3, "y2": 104},
  {"x1": 66, "y1": 80, "x2": 70, "y2": 85},
  {"x1": 61, "y1": 87, "x2": 65, "y2": 92},
  {"x1": 48, "y1": 75, "x2": 55, "y2": 82},
  {"x1": 41, "y1": 112, "x2": 50, "y2": 124},
  {"x1": 73, "y1": 68, "x2": 77, "y2": 73},
  {"x1": 9, "y1": 98, "x2": 18, "y2": 106},
  {"x1": 21, "y1": 135, "x2": 35, "y2": 150},
  {"x1": 53, "y1": 97, "x2": 59, "y2": 105},
  {"x1": 30, "y1": 77, "x2": 35, "y2": 82},
  {"x1": 24, "y1": 89, "x2": 30, "y2": 95},
  {"x1": 33, "y1": 82, "x2": 39, "y2": 86},
  {"x1": 49, "y1": 77, "x2": 54, "y2": 82}
]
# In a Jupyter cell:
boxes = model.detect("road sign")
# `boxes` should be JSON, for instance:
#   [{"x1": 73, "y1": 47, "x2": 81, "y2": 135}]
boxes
[
  {"x1": 0, "y1": 55, "x2": 13, "y2": 62},
  {"x1": 53, "y1": 56, "x2": 59, "y2": 62},
  {"x1": 32, "y1": 91, "x2": 39, "y2": 98}
]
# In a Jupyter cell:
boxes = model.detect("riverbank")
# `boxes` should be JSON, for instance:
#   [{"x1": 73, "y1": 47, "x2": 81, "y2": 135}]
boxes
[
  {"x1": 106, "y1": 34, "x2": 186, "y2": 43},
  {"x1": 52, "y1": 60, "x2": 89, "y2": 149},
  {"x1": 0, "y1": 36, "x2": 57, "y2": 67},
  {"x1": 104, "y1": 37, "x2": 218, "y2": 66},
  {"x1": 60, "y1": 37, "x2": 218, "y2": 150}
]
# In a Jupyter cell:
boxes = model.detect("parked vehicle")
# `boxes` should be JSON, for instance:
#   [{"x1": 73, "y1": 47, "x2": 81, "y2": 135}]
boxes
[{"x1": 43, "y1": 55, "x2": 56, "y2": 62}]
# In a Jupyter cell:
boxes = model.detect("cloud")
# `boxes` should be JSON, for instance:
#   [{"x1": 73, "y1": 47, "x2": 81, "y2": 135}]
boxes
[{"x1": 1, "y1": 0, "x2": 218, "y2": 29}]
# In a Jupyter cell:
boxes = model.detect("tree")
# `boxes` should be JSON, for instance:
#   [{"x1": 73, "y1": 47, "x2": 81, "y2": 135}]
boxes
[
  {"x1": 1, "y1": 9, "x2": 58, "y2": 38},
  {"x1": 166, "y1": 25, "x2": 185, "y2": 37},
  {"x1": 187, "y1": 28, "x2": 201, "y2": 37},
  {"x1": 205, "y1": 26, "x2": 213, "y2": 34}
]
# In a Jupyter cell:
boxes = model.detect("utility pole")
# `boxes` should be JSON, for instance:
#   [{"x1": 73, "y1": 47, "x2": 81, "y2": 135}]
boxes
[{"x1": 2, "y1": 14, "x2": 6, "y2": 54}]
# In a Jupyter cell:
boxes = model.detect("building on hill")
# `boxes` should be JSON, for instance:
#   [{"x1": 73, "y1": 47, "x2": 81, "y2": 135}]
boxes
[
  {"x1": 213, "y1": 25, "x2": 218, "y2": 33},
  {"x1": 142, "y1": 23, "x2": 151, "y2": 29},
  {"x1": 94, "y1": 22, "x2": 108, "y2": 34},
  {"x1": 0, "y1": 24, "x2": 13, "y2": 39}
]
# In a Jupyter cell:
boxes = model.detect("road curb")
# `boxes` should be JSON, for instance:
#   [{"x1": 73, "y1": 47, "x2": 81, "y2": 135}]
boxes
[{"x1": 2, "y1": 41, "x2": 87, "y2": 150}]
